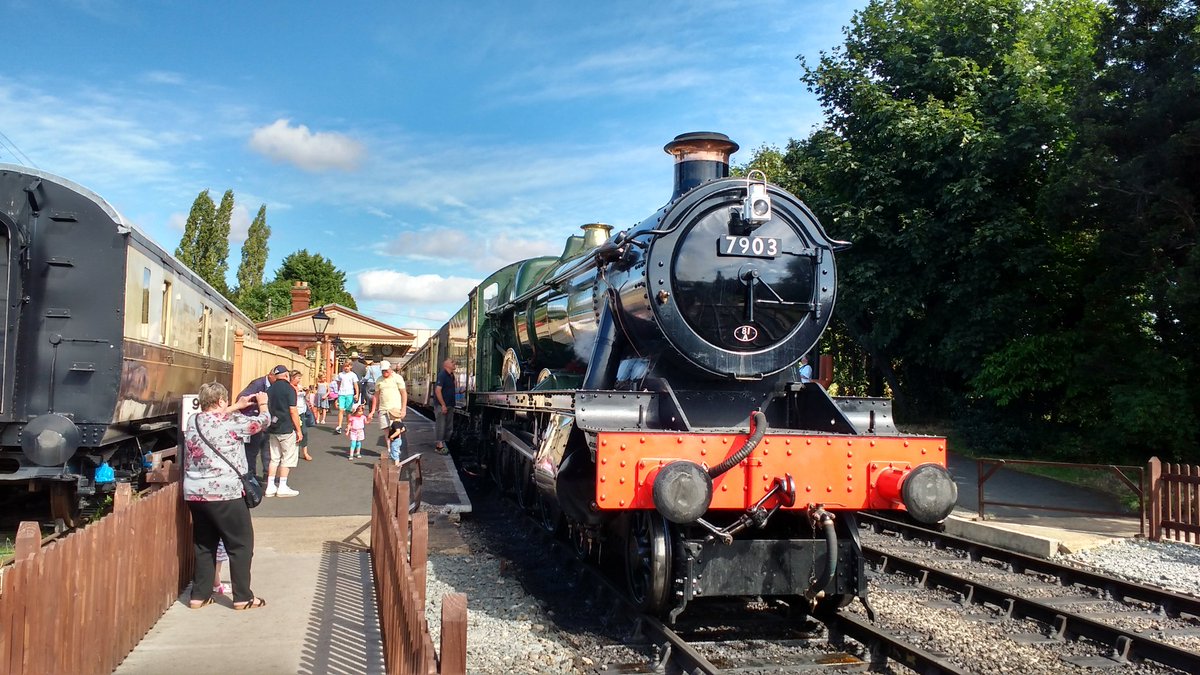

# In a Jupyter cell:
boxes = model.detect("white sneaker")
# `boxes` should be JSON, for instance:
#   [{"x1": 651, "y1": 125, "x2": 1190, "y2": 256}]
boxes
[
  {"x1": 265, "y1": 484, "x2": 278, "y2": 497},
  {"x1": 275, "y1": 486, "x2": 300, "y2": 498}
]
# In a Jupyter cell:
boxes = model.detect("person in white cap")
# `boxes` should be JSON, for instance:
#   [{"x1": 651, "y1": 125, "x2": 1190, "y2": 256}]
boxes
[{"x1": 369, "y1": 359, "x2": 407, "y2": 450}]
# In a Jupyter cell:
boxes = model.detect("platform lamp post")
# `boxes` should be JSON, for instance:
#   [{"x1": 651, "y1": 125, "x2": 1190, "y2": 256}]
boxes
[{"x1": 312, "y1": 306, "x2": 332, "y2": 381}]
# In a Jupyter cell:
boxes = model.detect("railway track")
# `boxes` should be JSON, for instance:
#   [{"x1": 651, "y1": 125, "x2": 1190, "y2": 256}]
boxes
[
  {"x1": 859, "y1": 513, "x2": 1200, "y2": 673},
  {"x1": 465, "y1": 479, "x2": 970, "y2": 673}
]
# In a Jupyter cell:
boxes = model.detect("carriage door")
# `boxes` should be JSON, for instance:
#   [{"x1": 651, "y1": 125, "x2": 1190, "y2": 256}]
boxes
[{"x1": 0, "y1": 219, "x2": 12, "y2": 414}]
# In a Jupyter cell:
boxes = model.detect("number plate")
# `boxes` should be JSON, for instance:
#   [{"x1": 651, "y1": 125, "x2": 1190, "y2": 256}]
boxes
[{"x1": 717, "y1": 236, "x2": 780, "y2": 258}]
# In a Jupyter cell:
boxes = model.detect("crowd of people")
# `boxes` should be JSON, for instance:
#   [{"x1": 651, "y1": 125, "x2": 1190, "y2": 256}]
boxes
[{"x1": 180, "y1": 352, "x2": 410, "y2": 612}]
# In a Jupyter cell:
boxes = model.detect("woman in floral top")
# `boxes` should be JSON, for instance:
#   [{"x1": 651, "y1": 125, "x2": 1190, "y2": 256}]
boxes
[{"x1": 182, "y1": 381, "x2": 270, "y2": 610}]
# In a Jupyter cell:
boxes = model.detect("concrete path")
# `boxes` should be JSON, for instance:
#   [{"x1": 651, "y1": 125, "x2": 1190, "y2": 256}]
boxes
[{"x1": 116, "y1": 412, "x2": 468, "y2": 675}]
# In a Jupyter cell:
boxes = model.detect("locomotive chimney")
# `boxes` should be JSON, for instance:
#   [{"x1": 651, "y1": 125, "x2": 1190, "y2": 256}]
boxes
[{"x1": 664, "y1": 132, "x2": 739, "y2": 200}]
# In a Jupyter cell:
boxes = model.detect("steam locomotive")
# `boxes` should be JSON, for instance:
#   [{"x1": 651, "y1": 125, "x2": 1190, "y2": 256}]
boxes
[
  {"x1": 0, "y1": 165, "x2": 256, "y2": 524},
  {"x1": 402, "y1": 132, "x2": 958, "y2": 620}
]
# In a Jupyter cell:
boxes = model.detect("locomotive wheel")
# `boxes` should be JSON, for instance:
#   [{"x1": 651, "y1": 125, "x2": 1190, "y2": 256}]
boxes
[
  {"x1": 49, "y1": 483, "x2": 79, "y2": 529},
  {"x1": 626, "y1": 511, "x2": 672, "y2": 614},
  {"x1": 513, "y1": 458, "x2": 532, "y2": 511},
  {"x1": 535, "y1": 491, "x2": 561, "y2": 534},
  {"x1": 489, "y1": 442, "x2": 506, "y2": 487}
]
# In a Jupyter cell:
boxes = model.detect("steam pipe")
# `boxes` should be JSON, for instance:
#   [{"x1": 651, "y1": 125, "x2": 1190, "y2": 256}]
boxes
[
  {"x1": 805, "y1": 510, "x2": 838, "y2": 600},
  {"x1": 708, "y1": 411, "x2": 767, "y2": 478}
]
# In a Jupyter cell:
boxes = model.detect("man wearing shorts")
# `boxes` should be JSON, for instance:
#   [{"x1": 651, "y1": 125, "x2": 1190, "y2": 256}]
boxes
[
  {"x1": 266, "y1": 365, "x2": 303, "y2": 497},
  {"x1": 369, "y1": 360, "x2": 407, "y2": 450},
  {"x1": 333, "y1": 360, "x2": 359, "y2": 434}
]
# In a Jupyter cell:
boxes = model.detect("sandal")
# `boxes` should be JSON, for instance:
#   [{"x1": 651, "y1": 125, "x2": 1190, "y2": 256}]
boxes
[
  {"x1": 188, "y1": 596, "x2": 215, "y2": 609},
  {"x1": 303, "y1": 454, "x2": 313, "y2": 461},
  {"x1": 234, "y1": 597, "x2": 267, "y2": 611},
  {"x1": 212, "y1": 582, "x2": 231, "y2": 595}
]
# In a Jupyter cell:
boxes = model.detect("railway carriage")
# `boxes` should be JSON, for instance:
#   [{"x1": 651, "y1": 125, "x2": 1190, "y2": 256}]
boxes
[
  {"x1": 406, "y1": 132, "x2": 960, "y2": 620},
  {"x1": 0, "y1": 165, "x2": 256, "y2": 523}
]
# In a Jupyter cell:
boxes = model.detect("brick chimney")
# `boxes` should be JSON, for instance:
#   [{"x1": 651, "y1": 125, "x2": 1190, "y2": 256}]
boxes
[{"x1": 290, "y1": 281, "x2": 311, "y2": 314}]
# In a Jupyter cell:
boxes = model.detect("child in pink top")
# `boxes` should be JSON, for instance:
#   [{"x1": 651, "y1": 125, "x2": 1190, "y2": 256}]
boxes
[{"x1": 345, "y1": 404, "x2": 367, "y2": 459}]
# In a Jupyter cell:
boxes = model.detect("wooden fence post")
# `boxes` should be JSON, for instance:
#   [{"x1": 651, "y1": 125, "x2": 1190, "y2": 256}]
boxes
[
  {"x1": 13, "y1": 521, "x2": 40, "y2": 562},
  {"x1": 411, "y1": 512, "x2": 428, "y2": 609},
  {"x1": 439, "y1": 593, "x2": 468, "y2": 675},
  {"x1": 1147, "y1": 457, "x2": 1161, "y2": 542},
  {"x1": 232, "y1": 328, "x2": 246, "y2": 393},
  {"x1": 114, "y1": 482, "x2": 133, "y2": 513}
]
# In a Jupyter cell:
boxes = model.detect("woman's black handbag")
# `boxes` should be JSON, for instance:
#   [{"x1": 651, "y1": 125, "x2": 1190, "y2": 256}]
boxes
[{"x1": 193, "y1": 416, "x2": 265, "y2": 509}]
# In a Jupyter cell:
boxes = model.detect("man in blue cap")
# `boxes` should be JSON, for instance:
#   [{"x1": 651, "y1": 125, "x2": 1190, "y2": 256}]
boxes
[{"x1": 237, "y1": 364, "x2": 290, "y2": 478}]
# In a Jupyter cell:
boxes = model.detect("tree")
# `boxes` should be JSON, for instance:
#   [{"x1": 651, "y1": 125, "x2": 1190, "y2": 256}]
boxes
[
  {"x1": 175, "y1": 188, "x2": 232, "y2": 295},
  {"x1": 1041, "y1": 0, "x2": 1200, "y2": 459},
  {"x1": 204, "y1": 189, "x2": 234, "y2": 296},
  {"x1": 790, "y1": 0, "x2": 1104, "y2": 444},
  {"x1": 236, "y1": 204, "x2": 270, "y2": 295},
  {"x1": 235, "y1": 249, "x2": 357, "y2": 322},
  {"x1": 175, "y1": 190, "x2": 214, "y2": 272},
  {"x1": 276, "y1": 250, "x2": 357, "y2": 309}
]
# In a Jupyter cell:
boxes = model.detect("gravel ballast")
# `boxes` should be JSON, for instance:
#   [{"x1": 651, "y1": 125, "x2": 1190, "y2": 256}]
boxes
[{"x1": 418, "y1": 500, "x2": 1198, "y2": 673}]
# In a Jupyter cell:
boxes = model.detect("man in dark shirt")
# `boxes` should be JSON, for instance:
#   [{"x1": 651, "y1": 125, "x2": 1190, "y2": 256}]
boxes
[
  {"x1": 265, "y1": 367, "x2": 303, "y2": 497},
  {"x1": 433, "y1": 359, "x2": 456, "y2": 455},
  {"x1": 237, "y1": 364, "x2": 289, "y2": 477},
  {"x1": 349, "y1": 353, "x2": 368, "y2": 405}
]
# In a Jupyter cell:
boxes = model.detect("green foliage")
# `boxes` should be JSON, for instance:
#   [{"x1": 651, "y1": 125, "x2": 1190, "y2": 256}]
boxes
[
  {"x1": 791, "y1": 0, "x2": 1104, "y2": 424},
  {"x1": 1051, "y1": 0, "x2": 1200, "y2": 461},
  {"x1": 236, "y1": 204, "x2": 270, "y2": 294},
  {"x1": 236, "y1": 250, "x2": 357, "y2": 322},
  {"x1": 175, "y1": 190, "x2": 214, "y2": 272},
  {"x1": 783, "y1": 0, "x2": 1200, "y2": 462},
  {"x1": 206, "y1": 190, "x2": 234, "y2": 296},
  {"x1": 174, "y1": 188, "x2": 231, "y2": 295}
]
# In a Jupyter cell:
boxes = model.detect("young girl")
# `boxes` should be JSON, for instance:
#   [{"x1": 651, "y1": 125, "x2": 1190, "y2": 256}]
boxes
[
  {"x1": 315, "y1": 377, "x2": 330, "y2": 425},
  {"x1": 345, "y1": 404, "x2": 367, "y2": 459}
]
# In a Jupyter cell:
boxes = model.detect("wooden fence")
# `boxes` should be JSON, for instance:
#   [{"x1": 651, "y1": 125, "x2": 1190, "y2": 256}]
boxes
[
  {"x1": 0, "y1": 479, "x2": 191, "y2": 674},
  {"x1": 371, "y1": 461, "x2": 467, "y2": 675},
  {"x1": 232, "y1": 328, "x2": 318, "y2": 392},
  {"x1": 1147, "y1": 457, "x2": 1200, "y2": 543}
]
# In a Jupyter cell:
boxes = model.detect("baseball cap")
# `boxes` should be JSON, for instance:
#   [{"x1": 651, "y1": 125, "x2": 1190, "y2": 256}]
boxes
[
  {"x1": 270, "y1": 364, "x2": 290, "y2": 376},
  {"x1": 380, "y1": 360, "x2": 391, "y2": 371}
]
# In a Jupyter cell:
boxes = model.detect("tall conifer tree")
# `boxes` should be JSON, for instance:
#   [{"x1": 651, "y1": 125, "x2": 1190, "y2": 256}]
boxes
[
  {"x1": 236, "y1": 204, "x2": 271, "y2": 295},
  {"x1": 201, "y1": 189, "x2": 235, "y2": 295},
  {"x1": 175, "y1": 190, "x2": 214, "y2": 270}
]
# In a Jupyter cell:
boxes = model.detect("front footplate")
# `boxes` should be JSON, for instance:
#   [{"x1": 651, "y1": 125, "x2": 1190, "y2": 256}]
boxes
[{"x1": 670, "y1": 533, "x2": 866, "y2": 621}]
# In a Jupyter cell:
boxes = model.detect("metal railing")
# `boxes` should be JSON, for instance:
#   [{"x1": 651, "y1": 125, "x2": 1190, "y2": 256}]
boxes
[{"x1": 976, "y1": 458, "x2": 1144, "y2": 536}]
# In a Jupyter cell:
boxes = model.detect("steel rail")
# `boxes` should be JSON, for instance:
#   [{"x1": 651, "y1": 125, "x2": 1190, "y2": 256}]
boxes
[
  {"x1": 823, "y1": 611, "x2": 971, "y2": 675},
  {"x1": 858, "y1": 513, "x2": 1200, "y2": 620},
  {"x1": 864, "y1": 545, "x2": 1200, "y2": 672}
]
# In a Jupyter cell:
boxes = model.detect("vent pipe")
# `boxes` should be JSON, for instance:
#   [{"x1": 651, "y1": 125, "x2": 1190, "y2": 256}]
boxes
[{"x1": 664, "y1": 132, "x2": 739, "y2": 200}]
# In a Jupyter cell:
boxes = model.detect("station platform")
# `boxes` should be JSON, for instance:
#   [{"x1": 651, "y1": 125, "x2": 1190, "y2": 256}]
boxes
[{"x1": 115, "y1": 410, "x2": 470, "y2": 675}]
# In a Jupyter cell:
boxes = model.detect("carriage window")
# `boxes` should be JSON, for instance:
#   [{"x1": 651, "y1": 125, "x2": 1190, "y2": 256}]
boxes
[
  {"x1": 161, "y1": 281, "x2": 173, "y2": 345},
  {"x1": 201, "y1": 305, "x2": 212, "y2": 354},
  {"x1": 140, "y1": 268, "x2": 151, "y2": 326}
]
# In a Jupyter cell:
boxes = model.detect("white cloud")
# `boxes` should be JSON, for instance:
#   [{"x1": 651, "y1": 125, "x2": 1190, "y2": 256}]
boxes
[
  {"x1": 229, "y1": 202, "x2": 252, "y2": 242},
  {"x1": 356, "y1": 270, "x2": 481, "y2": 305},
  {"x1": 377, "y1": 226, "x2": 566, "y2": 274},
  {"x1": 142, "y1": 70, "x2": 185, "y2": 86},
  {"x1": 247, "y1": 119, "x2": 365, "y2": 172}
]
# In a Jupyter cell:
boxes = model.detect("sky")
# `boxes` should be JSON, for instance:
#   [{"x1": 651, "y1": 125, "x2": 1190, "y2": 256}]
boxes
[{"x1": 0, "y1": 0, "x2": 864, "y2": 330}]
